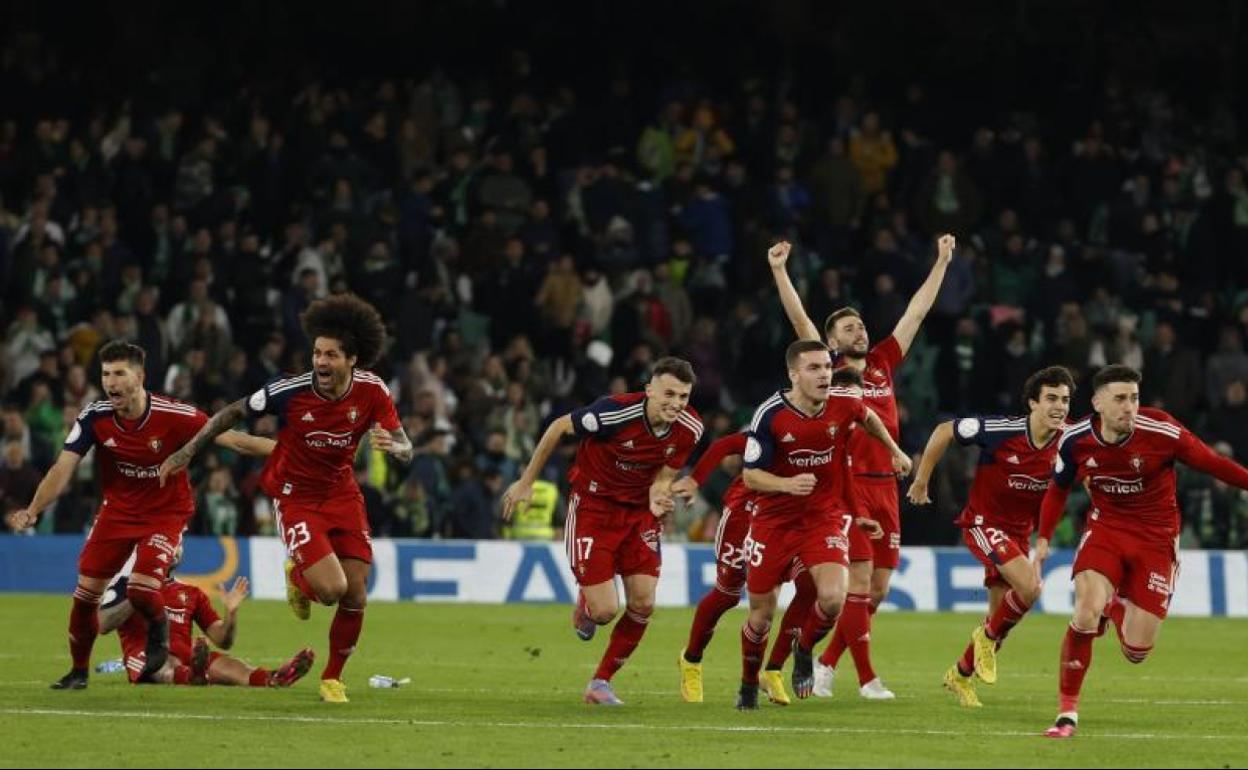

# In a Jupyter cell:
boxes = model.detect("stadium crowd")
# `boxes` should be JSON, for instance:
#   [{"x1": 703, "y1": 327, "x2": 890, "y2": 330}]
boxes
[{"x1": 2, "y1": 7, "x2": 1247, "y2": 548}]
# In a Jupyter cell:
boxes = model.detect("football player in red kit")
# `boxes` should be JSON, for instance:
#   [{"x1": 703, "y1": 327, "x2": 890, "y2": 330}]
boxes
[
  {"x1": 1036, "y1": 365, "x2": 1248, "y2": 737},
  {"x1": 100, "y1": 558, "x2": 313, "y2": 688},
  {"x1": 737, "y1": 341, "x2": 911, "y2": 709},
  {"x1": 6, "y1": 341, "x2": 274, "y2": 690},
  {"x1": 159, "y1": 294, "x2": 414, "y2": 704},
  {"x1": 906, "y1": 366, "x2": 1075, "y2": 707},
  {"x1": 769, "y1": 234, "x2": 954, "y2": 700},
  {"x1": 502, "y1": 357, "x2": 702, "y2": 706}
]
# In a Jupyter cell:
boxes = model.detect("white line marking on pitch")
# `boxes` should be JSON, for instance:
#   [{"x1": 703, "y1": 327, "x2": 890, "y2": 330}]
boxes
[{"x1": 3, "y1": 708, "x2": 1246, "y2": 741}]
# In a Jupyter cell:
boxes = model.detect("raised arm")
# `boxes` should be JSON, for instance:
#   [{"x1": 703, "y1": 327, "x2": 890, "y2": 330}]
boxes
[
  {"x1": 205, "y1": 577, "x2": 247, "y2": 650},
  {"x1": 890, "y1": 233, "x2": 955, "y2": 356},
  {"x1": 4, "y1": 450, "x2": 84, "y2": 531},
  {"x1": 767, "y1": 241, "x2": 821, "y2": 342},
  {"x1": 158, "y1": 398, "x2": 249, "y2": 487},
  {"x1": 501, "y1": 414, "x2": 575, "y2": 520},
  {"x1": 858, "y1": 407, "x2": 913, "y2": 476},
  {"x1": 906, "y1": 420, "x2": 956, "y2": 504}
]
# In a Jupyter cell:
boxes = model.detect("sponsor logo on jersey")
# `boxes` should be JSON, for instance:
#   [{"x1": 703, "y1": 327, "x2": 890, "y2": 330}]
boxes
[
  {"x1": 304, "y1": 430, "x2": 353, "y2": 449},
  {"x1": 1091, "y1": 475, "x2": 1144, "y2": 495},
  {"x1": 115, "y1": 461, "x2": 161, "y2": 479},
  {"x1": 788, "y1": 447, "x2": 834, "y2": 468},
  {"x1": 862, "y1": 385, "x2": 893, "y2": 399},
  {"x1": 1006, "y1": 474, "x2": 1051, "y2": 492}
]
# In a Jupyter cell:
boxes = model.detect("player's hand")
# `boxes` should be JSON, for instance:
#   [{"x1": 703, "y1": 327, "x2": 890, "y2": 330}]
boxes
[
  {"x1": 649, "y1": 487, "x2": 675, "y2": 519},
  {"x1": 855, "y1": 516, "x2": 885, "y2": 540},
  {"x1": 937, "y1": 233, "x2": 956, "y2": 263},
  {"x1": 369, "y1": 423, "x2": 395, "y2": 453},
  {"x1": 786, "y1": 473, "x2": 817, "y2": 496},
  {"x1": 500, "y1": 480, "x2": 533, "y2": 522},
  {"x1": 221, "y1": 576, "x2": 249, "y2": 613},
  {"x1": 4, "y1": 508, "x2": 37, "y2": 531},
  {"x1": 906, "y1": 478, "x2": 931, "y2": 505},
  {"x1": 892, "y1": 451, "x2": 913, "y2": 478},
  {"x1": 157, "y1": 450, "x2": 191, "y2": 488},
  {"x1": 670, "y1": 476, "x2": 699, "y2": 502},
  {"x1": 767, "y1": 241, "x2": 792, "y2": 269}
]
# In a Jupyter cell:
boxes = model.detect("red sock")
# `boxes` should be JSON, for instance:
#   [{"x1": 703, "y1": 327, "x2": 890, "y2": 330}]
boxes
[
  {"x1": 68, "y1": 586, "x2": 102, "y2": 669},
  {"x1": 685, "y1": 585, "x2": 741, "y2": 662},
  {"x1": 1120, "y1": 641, "x2": 1152, "y2": 664},
  {"x1": 839, "y1": 593, "x2": 877, "y2": 685},
  {"x1": 249, "y1": 668, "x2": 271, "y2": 687},
  {"x1": 292, "y1": 565, "x2": 319, "y2": 603},
  {"x1": 740, "y1": 620, "x2": 770, "y2": 685},
  {"x1": 986, "y1": 589, "x2": 1031, "y2": 641},
  {"x1": 172, "y1": 665, "x2": 193, "y2": 685},
  {"x1": 957, "y1": 640, "x2": 976, "y2": 677},
  {"x1": 767, "y1": 570, "x2": 816, "y2": 669},
  {"x1": 798, "y1": 602, "x2": 840, "y2": 651},
  {"x1": 819, "y1": 620, "x2": 848, "y2": 667},
  {"x1": 322, "y1": 605, "x2": 364, "y2": 681},
  {"x1": 594, "y1": 608, "x2": 651, "y2": 681},
  {"x1": 126, "y1": 582, "x2": 167, "y2": 624},
  {"x1": 1059, "y1": 624, "x2": 1096, "y2": 713}
]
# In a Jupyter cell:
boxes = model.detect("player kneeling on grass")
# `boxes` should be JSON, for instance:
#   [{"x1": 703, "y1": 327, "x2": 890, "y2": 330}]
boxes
[{"x1": 100, "y1": 550, "x2": 313, "y2": 688}]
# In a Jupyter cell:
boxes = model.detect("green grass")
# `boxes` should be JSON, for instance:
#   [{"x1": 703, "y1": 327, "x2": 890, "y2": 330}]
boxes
[{"x1": 2, "y1": 594, "x2": 1247, "y2": 768}]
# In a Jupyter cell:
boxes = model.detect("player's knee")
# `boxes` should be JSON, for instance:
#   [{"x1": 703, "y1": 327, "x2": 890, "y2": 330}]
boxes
[
  {"x1": 314, "y1": 578, "x2": 348, "y2": 606},
  {"x1": 1071, "y1": 604, "x2": 1101, "y2": 633},
  {"x1": 818, "y1": 595, "x2": 844, "y2": 618},
  {"x1": 626, "y1": 598, "x2": 655, "y2": 618},
  {"x1": 868, "y1": 587, "x2": 888, "y2": 608},
  {"x1": 589, "y1": 606, "x2": 618, "y2": 625},
  {"x1": 1018, "y1": 581, "x2": 1042, "y2": 607}
]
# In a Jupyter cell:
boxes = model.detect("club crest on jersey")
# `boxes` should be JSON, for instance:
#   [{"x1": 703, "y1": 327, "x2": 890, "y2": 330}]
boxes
[
  {"x1": 873, "y1": 368, "x2": 885, "y2": 378},
  {"x1": 348, "y1": 407, "x2": 359, "y2": 423},
  {"x1": 1131, "y1": 455, "x2": 1144, "y2": 472},
  {"x1": 149, "y1": 438, "x2": 162, "y2": 453},
  {"x1": 665, "y1": 445, "x2": 676, "y2": 457},
  {"x1": 177, "y1": 591, "x2": 188, "y2": 604}
]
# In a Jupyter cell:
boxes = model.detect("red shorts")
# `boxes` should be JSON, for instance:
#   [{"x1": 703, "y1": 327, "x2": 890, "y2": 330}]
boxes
[
  {"x1": 124, "y1": 650, "x2": 223, "y2": 684},
  {"x1": 745, "y1": 513, "x2": 850, "y2": 595},
  {"x1": 564, "y1": 492, "x2": 662, "y2": 586},
  {"x1": 79, "y1": 516, "x2": 187, "y2": 581},
  {"x1": 273, "y1": 495, "x2": 372, "y2": 567},
  {"x1": 962, "y1": 526, "x2": 1030, "y2": 587},
  {"x1": 711, "y1": 498, "x2": 752, "y2": 594},
  {"x1": 848, "y1": 479, "x2": 901, "y2": 568},
  {"x1": 1072, "y1": 525, "x2": 1180, "y2": 619}
]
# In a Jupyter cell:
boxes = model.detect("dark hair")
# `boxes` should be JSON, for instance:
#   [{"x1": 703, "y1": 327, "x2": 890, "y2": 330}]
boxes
[
  {"x1": 300, "y1": 293, "x2": 386, "y2": 368},
  {"x1": 831, "y1": 367, "x2": 864, "y2": 388},
  {"x1": 1023, "y1": 365, "x2": 1076, "y2": 407},
  {"x1": 98, "y1": 340, "x2": 146, "y2": 368},
  {"x1": 1092, "y1": 364, "x2": 1142, "y2": 392},
  {"x1": 651, "y1": 356, "x2": 697, "y2": 386},
  {"x1": 823, "y1": 306, "x2": 862, "y2": 339},
  {"x1": 786, "y1": 339, "x2": 830, "y2": 370}
]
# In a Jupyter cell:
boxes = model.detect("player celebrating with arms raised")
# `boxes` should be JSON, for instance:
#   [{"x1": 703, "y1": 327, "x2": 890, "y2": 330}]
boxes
[{"x1": 502, "y1": 358, "x2": 703, "y2": 706}]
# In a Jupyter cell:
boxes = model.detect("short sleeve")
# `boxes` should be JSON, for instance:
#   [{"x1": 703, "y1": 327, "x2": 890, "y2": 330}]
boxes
[
  {"x1": 246, "y1": 380, "x2": 278, "y2": 418},
  {"x1": 569, "y1": 397, "x2": 634, "y2": 439},
  {"x1": 63, "y1": 407, "x2": 100, "y2": 455},
  {"x1": 192, "y1": 588, "x2": 222, "y2": 631},
  {"x1": 953, "y1": 416, "x2": 987, "y2": 447},
  {"x1": 873, "y1": 335, "x2": 904, "y2": 371},
  {"x1": 374, "y1": 388, "x2": 401, "y2": 432},
  {"x1": 1053, "y1": 438, "x2": 1079, "y2": 489}
]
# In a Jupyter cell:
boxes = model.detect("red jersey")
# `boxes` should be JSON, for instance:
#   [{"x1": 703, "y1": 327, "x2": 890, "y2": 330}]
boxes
[
  {"x1": 1040, "y1": 408, "x2": 1248, "y2": 541},
  {"x1": 567, "y1": 393, "x2": 703, "y2": 507},
  {"x1": 689, "y1": 432, "x2": 751, "y2": 515},
  {"x1": 246, "y1": 370, "x2": 401, "y2": 503},
  {"x1": 952, "y1": 414, "x2": 1059, "y2": 537},
  {"x1": 835, "y1": 335, "x2": 903, "y2": 479},
  {"x1": 118, "y1": 579, "x2": 219, "y2": 669},
  {"x1": 65, "y1": 394, "x2": 207, "y2": 532},
  {"x1": 744, "y1": 388, "x2": 865, "y2": 524}
]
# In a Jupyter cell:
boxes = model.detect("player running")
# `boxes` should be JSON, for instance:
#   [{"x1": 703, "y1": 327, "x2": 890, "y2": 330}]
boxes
[
  {"x1": 159, "y1": 294, "x2": 414, "y2": 704},
  {"x1": 906, "y1": 366, "x2": 1075, "y2": 707},
  {"x1": 1036, "y1": 364, "x2": 1248, "y2": 737},
  {"x1": 736, "y1": 341, "x2": 911, "y2": 709},
  {"x1": 502, "y1": 357, "x2": 703, "y2": 706},
  {"x1": 5, "y1": 341, "x2": 274, "y2": 690},
  {"x1": 769, "y1": 234, "x2": 954, "y2": 700}
]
